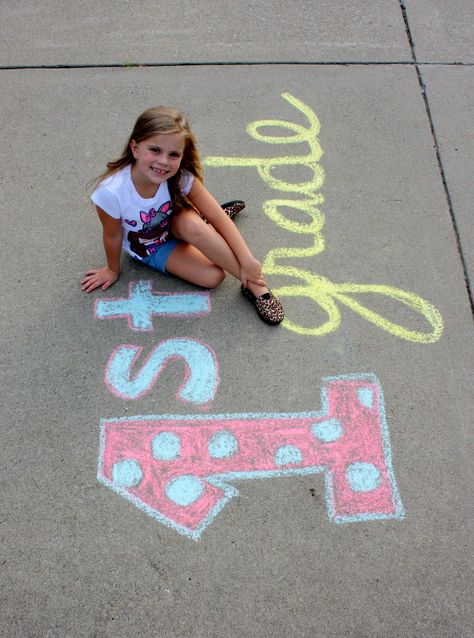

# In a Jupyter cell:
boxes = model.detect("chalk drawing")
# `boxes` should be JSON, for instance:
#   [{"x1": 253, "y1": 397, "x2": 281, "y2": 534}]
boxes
[
  {"x1": 95, "y1": 280, "x2": 211, "y2": 331},
  {"x1": 104, "y1": 338, "x2": 219, "y2": 406},
  {"x1": 204, "y1": 92, "x2": 444, "y2": 343},
  {"x1": 98, "y1": 374, "x2": 404, "y2": 540}
]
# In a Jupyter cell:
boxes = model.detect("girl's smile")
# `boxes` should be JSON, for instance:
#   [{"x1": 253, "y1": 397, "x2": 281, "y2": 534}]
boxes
[{"x1": 130, "y1": 132, "x2": 185, "y2": 198}]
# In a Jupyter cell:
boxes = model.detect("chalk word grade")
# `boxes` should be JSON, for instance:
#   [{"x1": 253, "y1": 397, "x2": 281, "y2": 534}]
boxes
[{"x1": 204, "y1": 93, "x2": 444, "y2": 343}]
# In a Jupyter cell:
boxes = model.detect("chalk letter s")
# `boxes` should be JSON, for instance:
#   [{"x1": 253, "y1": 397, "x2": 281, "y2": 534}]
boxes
[{"x1": 104, "y1": 338, "x2": 219, "y2": 406}]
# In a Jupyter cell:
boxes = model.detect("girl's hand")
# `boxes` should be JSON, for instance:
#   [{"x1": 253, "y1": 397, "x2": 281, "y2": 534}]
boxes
[
  {"x1": 81, "y1": 267, "x2": 119, "y2": 293},
  {"x1": 240, "y1": 257, "x2": 266, "y2": 288}
]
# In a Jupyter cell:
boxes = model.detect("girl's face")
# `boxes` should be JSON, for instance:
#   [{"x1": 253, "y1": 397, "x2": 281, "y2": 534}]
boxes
[{"x1": 130, "y1": 132, "x2": 185, "y2": 195}]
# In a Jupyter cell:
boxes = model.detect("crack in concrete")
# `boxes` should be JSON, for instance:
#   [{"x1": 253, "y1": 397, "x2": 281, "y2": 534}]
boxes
[
  {"x1": 399, "y1": 0, "x2": 474, "y2": 318},
  {"x1": 1, "y1": 61, "x2": 474, "y2": 70}
]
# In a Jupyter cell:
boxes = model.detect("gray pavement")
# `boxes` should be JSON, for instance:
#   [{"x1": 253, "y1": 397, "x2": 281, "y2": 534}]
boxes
[
  {"x1": 1, "y1": 2, "x2": 473, "y2": 637},
  {"x1": 2, "y1": 1, "x2": 410, "y2": 65}
]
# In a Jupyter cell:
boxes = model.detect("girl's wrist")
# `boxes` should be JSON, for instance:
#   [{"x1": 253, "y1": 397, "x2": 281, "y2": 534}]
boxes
[{"x1": 240, "y1": 254, "x2": 260, "y2": 268}]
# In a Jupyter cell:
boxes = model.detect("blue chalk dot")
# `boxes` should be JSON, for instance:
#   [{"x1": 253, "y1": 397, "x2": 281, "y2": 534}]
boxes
[
  {"x1": 152, "y1": 432, "x2": 181, "y2": 461},
  {"x1": 358, "y1": 387, "x2": 374, "y2": 409},
  {"x1": 275, "y1": 445, "x2": 303, "y2": 466},
  {"x1": 208, "y1": 430, "x2": 238, "y2": 459},
  {"x1": 311, "y1": 418, "x2": 343, "y2": 442},
  {"x1": 112, "y1": 459, "x2": 143, "y2": 488},
  {"x1": 346, "y1": 462, "x2": 381, "y2": 492},
  {"x1": 166, "y1": 475, "x2": 205, "y2": 507}
]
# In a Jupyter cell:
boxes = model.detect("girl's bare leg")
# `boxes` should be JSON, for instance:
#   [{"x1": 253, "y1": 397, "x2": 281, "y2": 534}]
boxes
[
  {"x1": 169, "y1": 209, "x2": 268, "y2": 294},
  {"x1": 165, "y1": 242, "x2": 226, "y2": 288}
]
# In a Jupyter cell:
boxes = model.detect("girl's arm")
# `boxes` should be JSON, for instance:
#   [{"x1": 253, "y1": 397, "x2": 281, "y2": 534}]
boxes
[
  {"x1": 81, "y1": 206, "x2": 123, "y2": 292},
  {"x1": 187, "y1": 180, "x2": 266, "y2": 287}
]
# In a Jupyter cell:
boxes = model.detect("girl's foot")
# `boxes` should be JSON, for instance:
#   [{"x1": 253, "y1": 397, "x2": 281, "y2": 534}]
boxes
[
  {"x1": 221, "y1": 200, "x2": 245, "y2": 219},
  {"x1": 241, "y1": 284, "x2": 285, "y2": 325},
  {"x1": 199, "y1": 200, "x2": 245, "y2": 224}
]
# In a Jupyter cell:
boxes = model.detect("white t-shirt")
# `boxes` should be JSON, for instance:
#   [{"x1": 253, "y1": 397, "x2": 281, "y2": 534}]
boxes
[{"x1": 91, "y1": 165, "x2": 194, "y2": 261}]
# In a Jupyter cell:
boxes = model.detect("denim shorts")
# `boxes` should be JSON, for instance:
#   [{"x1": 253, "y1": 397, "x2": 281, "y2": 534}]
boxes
[{"x1": 141, "y1": 238, "x2": 181, "y2": 273}]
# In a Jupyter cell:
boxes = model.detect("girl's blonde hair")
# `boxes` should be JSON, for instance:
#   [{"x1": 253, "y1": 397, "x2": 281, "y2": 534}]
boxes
[{"x1": 94, "y1": 106, "x2": 203, "y2": 211}]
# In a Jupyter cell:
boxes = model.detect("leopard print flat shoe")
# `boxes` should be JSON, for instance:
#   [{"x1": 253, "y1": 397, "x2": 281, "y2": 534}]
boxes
[
  {"x1": 241, "y1": 285, "x2": 285, "y2": 325},
  {"x1": 199, "y1": 200, "x2": 245, "y2": 224},
  {"x1": 221, "y1": 200, "x2": 245, "y2": 219}
]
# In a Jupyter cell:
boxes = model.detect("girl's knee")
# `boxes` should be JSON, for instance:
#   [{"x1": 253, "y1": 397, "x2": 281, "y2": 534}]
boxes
[
  {"x1": 205, "y1": 266, "x2": 225, "y2": 289},
  {"x1": 171, "y1": 210, "x2": 208, "y2": 243}
]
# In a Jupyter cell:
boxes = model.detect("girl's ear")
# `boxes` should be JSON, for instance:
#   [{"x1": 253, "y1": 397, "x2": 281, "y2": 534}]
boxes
[{"x1": 130, "y1": 139, "x2": 138, "y2": 159}]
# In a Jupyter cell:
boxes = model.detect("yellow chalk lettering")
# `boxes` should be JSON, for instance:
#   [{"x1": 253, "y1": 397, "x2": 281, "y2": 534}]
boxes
[
  {"x1": 204, "y1": 93, "x2": 444, "y2": 343},
  {"x1": 263, "y1": 199, "x2": 325, "y2": 236}
]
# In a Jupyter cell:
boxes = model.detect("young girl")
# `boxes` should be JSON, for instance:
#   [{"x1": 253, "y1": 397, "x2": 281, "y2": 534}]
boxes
[{"x1": 81, "y1": 106, "x2": 284, "y2": 325}]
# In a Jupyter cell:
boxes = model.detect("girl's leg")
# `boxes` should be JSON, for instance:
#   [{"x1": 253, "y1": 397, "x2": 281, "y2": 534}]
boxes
[
  {"x1": 170, "y1": 209, "x2": 242, "y2": 279},
  {"x1": 170, "y1": 209, "x2": 268, "y2": 294},
  {"x1": 168, "y1": 209, "x2": 284, "y2": 323},
  {"x1": 165, "y1": 242, "x2": 226, "y2": 288}
]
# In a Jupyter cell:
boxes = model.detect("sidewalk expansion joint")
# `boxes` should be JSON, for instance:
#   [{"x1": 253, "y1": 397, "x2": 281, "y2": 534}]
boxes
[
  {"x1": 400, "y1": 0, "x2": 474, "y2": 318},
  {"x1": 0, "y1": 61, "x2": 473, "y2": 71}
]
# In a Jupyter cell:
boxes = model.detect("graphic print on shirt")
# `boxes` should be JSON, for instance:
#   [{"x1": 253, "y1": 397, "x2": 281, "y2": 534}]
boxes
[{"x1": 127, "y1": 201, "x2": 172, "y2": 258}]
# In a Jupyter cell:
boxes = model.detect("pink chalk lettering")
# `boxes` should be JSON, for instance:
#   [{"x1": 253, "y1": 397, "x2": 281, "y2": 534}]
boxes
[{"x1": 98, "y1": 374, "x2": 404, "y2": 539}]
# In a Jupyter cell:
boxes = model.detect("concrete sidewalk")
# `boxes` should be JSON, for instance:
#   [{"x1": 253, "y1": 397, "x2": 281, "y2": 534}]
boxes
[{"x1": 1, "y1": 2, "x2": 473, "y2": 637}]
